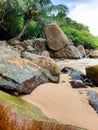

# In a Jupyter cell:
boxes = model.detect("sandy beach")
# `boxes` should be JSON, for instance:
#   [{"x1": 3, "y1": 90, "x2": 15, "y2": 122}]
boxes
[{"x1": 21, "y1": 59, "x2": 98, "y2": 130}]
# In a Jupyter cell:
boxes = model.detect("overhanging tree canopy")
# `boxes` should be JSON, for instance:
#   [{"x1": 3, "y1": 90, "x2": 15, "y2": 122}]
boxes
[{"x1": 0, "y1": 0, "x2": 68, "y2": 40}]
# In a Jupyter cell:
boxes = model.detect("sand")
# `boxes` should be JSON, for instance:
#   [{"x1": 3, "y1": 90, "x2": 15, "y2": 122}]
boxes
[{"x1": 21, "y1": 59, "x2": 98, "y2": 130}]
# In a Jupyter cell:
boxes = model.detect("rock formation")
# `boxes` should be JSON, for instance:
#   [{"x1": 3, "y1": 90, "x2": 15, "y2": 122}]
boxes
[
  {"x1": 89, "y1": 49, "x2": 98, "y2": 58},
  {"x1": 0, "y1": 90, "x2": 86, "y2": 130},
  {"x1": 44, "y1": 23, "x2": 82, "y2": 59},
  {"x1": 0, "y1": 42, "x2": 60, "y2": 94},
  {"x1": 77, "y1": 45, "x2": 86, "y2": 57},
  {"x1": 86, "y1": 64, "x2": 98, "y2": 86}
]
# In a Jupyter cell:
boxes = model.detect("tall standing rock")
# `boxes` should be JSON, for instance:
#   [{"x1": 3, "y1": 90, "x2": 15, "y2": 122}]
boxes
[
  {"x1": 44, "y1": 23, "x2": 82, "y2": 59},
  {"x1": 44, "y1": 23, "x2": 73, "y2": 51}
]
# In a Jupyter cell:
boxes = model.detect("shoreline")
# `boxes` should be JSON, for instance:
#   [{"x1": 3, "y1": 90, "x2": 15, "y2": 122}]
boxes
[{"x1": 21, "y1": 72, "x2": 98, "y2": 130}]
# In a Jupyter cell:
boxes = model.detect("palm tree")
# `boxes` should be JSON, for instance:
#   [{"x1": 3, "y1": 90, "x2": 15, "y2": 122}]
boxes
[{"x1": 0, "y1": 0, "x2": 68, "y2": 40}]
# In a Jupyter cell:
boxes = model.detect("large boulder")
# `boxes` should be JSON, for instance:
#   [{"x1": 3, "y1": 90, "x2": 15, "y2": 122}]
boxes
[
  {"x1": 70, "y1": 80, "x2": 87, "y2": 88},
  {"x1": 87, "y1": 90, "x2": 98, "y2": 113},
  {"x1": 89, "y1": 49, "x2": 98, "y2": 58},
  {"x1": 0, "y1": 57, "x2": 49, "y2": 94},
  {"x1": 44, "y1": 23, "x2": 73, "y2": 51},
  {"x1": 0, "y1": 90, "x2": 85, "y2": 130},
  {"x1": 22, "y1": 51, "x2": 60, "y2": 83},
  {"x1": 54, "y1": 45, "x2": 82, "y2": 59},
  {"x1": 0, "y1": 44, "x2": 60, "y2": 94},
  {"x1": 86, "y1": 64, "x2": 98, "y2": 86}
]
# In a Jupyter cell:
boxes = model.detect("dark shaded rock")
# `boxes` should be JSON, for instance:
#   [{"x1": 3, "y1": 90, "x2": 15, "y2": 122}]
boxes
[
  {"x1": 61, "y1": 66, "x2": 74, "y2": 74},
  {"x1": 0, "y1": 90, "x2": 86, "y2": 130},
  {"x1": 70, "y1": 71, "x2": 84, "y2": 81},
  {"x1": 87, "y1": 90, "x2": 98, "y2": 113},
  {"x1": 61, "y1": 67, "x2": 94, "y2": 87},
  {"x1": 44, "y1": 23, "x2": 73, "y2": 51},
  {"x1": 61, "y1": 67, "x2": 85, "y2": 79},
  {"x1": 86, "y1": 64, "x2": 98, "y2": 86},
  {"x1": 54, "y1": 45, "x2": 82, "y2": 59},
  {"x1": 70, "y1": 80, "x2": 87, "y2": 88},
  {"x1": 83, "y1": 78, "x2": 94, "y2": 87}
]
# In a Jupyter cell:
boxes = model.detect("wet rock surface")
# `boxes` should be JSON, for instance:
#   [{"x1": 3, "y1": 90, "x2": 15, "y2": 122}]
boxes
[
  {"x1": 61, "y1": 66, "x2": 94, "y2": 87},
  {"x1": 87, "y1": 90, "x2": 98, "y2": 113},
  {"x1": 70, "y1": 80, "x2": 87, "y2": 88}
]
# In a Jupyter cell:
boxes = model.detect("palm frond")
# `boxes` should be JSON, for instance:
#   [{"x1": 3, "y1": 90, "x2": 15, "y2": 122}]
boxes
[{"x1": 54, "y1": 4, "x2": 69, "y2": 14}]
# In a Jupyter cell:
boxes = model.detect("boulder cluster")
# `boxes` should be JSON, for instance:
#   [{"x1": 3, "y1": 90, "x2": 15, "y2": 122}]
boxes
[{"x1": 0, "y1": 23, "x2": 98, "y2": 130}]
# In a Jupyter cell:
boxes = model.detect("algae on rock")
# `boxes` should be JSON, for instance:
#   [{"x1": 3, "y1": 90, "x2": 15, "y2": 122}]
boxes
[
  {"x1": 0, "y1": 90, "x2": 87, "y2": 130},
  {"x1": 86, "y1": 64, "x2": 98, "y2": 86}
]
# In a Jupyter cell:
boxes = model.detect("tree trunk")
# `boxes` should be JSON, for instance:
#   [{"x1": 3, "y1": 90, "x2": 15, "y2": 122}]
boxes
[
  {"x1": 8, "y1": 20, "x2": 29, "y2": 42},
  {"x1": 14, "y1": 20, "x2": 29, "y2": 40},
  {"x1": 14, "y1": 22, "x2": 27, "y2": 40},
  {"x1": 8, "y1": 9, "x2": 33, "y2": 42}
]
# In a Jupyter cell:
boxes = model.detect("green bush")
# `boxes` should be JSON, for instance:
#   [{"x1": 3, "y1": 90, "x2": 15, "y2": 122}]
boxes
[{"x1": 57, "y1": 18, "x2": 98, "y2": 49}]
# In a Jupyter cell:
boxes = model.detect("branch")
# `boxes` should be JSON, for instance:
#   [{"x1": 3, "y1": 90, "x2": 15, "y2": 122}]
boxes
[{"x1": 0, "y1": 24, "x2": 7, "y2": 31}]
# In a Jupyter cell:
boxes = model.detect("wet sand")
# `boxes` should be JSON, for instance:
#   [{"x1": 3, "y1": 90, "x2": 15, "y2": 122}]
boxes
[{"x1": 21, "y1": 59, "x2": 98, "y2": 130}]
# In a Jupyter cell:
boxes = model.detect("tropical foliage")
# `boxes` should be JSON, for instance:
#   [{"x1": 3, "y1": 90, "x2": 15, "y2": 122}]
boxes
[
  {"x1": 56, "y1": 16, "x2": 98, "y2": 49},
  {"x1": 0, "y1": 0, "x2": 98, "y2": 49},
  {"x1": 0, "y1": 0, "x2": 68, "y2": 40}
]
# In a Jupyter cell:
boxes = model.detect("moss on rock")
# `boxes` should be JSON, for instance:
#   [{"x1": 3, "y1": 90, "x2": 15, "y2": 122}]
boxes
[
  {"x1": 0, "y1": 90, "x2": 87, "y2": 130},
  {"x1": 86, "y1": 65, "x2": 98, "y2": 86}
]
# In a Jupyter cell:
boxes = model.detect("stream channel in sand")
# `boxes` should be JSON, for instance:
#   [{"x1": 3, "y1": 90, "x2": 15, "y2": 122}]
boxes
[{"x1": 21, "y1": 58, "x2": 98, "y2": 130}]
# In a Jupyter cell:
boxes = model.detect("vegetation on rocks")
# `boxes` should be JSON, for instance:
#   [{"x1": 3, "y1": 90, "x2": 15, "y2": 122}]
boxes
[
  {"x1": 0, "y1": 90, "x2": 86, "y2": 130},
  {"x1": 0, "y1": 0, "x2": 68, "y2": 40},
  {"x1": 0, "y1": 1, "x2": 98, "y2": 130},
  {"x1": 0, "y1": 0, "x2": 98, "y2": 49},
  {"x1": 86, "y1": 65, "x2": 98, "y2": 86}
]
